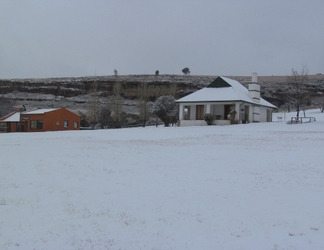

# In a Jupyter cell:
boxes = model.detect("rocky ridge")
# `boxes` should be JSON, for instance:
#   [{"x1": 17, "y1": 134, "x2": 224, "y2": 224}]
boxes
[{"x1": 1, "y1": 74, "x2": 323, "y2": 125}]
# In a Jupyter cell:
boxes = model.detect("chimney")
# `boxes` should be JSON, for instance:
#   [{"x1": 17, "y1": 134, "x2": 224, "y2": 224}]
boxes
[
  {"x1": 252, "y1": 72, "x2": 257, "y2": 83},
  {"x1": 248, "y1": 72, "x2": 260, "y2": 103}
]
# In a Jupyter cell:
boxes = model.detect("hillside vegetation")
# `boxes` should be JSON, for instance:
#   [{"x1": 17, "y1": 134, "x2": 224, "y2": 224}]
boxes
[{"x1": 1, "y1": 74, "x2": 323, "y2": 125}]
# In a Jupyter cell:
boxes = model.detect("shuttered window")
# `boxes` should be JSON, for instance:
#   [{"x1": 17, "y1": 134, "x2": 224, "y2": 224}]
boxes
[{"x1": 196, "y1": 105, "x2": 204, "y2": 120}]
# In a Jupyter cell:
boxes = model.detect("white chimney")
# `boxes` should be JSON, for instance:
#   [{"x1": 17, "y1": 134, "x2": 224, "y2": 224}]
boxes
[
  {"x1": 249, "y1": 72, "x2": 260, "y2": 103},
  {"x1": 252, "y1": 72, "x2": 257, "y2": 83}
]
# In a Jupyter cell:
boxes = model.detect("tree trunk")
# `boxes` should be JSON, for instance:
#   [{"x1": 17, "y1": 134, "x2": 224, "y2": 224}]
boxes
[{"x1": 296, "y1": 106, "x2": 300, "y2": 119}]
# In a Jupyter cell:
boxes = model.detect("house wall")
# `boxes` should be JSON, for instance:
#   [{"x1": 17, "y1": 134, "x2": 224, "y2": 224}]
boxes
[
  {"x1": 250, "y1": 105, "x2": 260, "y2": 122},
  {"x1": 179, "y1": 120, "x2": 206, "y2": 126},
  {"x1": 20, "y1": 108, "x2": 80, "y2": 132},
  {"x1": 0, "y1": 122, "x2": 20, "y2": 132},
  {"x1": 178, "y1": 101, "x2": 274, "y2": 126},
  {"x1": 190, "y1": 105, "x2": 196, "y2": 119},
  {"x1": 179, "y1": 102, "x2": 241, "y2": 126},
  {"x1": 259, "y1": 107, "x2": 273, "y2": 122},
  {"x1": 211, "y1": 105, "x2": 224, "y2": 119}
]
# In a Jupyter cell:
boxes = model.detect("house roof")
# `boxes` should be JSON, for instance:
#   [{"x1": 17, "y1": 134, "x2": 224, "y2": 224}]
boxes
[
  {"x1": 0, "y1": 111, "x2": 21, "y2": 122},
  {"x1": 176, "y1": 76, "x2": 277, "y2": 109},
  {"x1": 21, "y1": 108, "x2": 59, "y2": 115}
]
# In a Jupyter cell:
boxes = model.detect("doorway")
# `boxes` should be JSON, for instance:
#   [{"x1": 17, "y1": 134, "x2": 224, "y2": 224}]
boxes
[
  {"x1": 224, "y1": 105, "x2": 232, "y2": 119},
  {"x1": 244, "y1": 105, "x2": 249, "y2": 122}
]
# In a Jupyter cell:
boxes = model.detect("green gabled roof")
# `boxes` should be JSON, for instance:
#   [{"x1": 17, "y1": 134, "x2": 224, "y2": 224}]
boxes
[{"x1": 207, "y1": 76, "x2": 231, "y2": 88}]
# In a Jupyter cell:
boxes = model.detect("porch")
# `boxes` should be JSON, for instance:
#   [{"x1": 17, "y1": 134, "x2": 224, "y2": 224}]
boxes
[{"x1": 178, "y1": 102, "x2": 251, "y2": 126}]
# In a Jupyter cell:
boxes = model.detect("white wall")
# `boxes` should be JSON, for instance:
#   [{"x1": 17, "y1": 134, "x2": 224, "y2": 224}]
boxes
[
  {"x1": 212, "y1": 104, "x2": 224, "y2": 118},
  {"x1": 179, "y1": 120, "x2": 206, "y2": 126},
  {"x1": 259, "y1": 107, "x2": 273, "y2": 122},
  {"x1": 178, "y1": 102, "x2": 273, "y2": 126}
]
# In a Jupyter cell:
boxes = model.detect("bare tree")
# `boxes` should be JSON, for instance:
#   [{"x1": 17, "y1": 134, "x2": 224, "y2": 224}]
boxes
[
  {"x1": 137, "y1": 80, "x2": 150, "y2": 127},
  {"x1": 87, "y1": 81, "x2": 100, "y2": 127},
  {"x1": 285, "y1": 67, "x2": 310, "y2": 119},
  {"x1": 98, "y1": 107, "x2": 112, "y2": 128},
  {"x1": 111, "y1": 80, "x2": 123, "y2": 128},
  {"x1": 169, "y1": 82, "x2": 177, "y2": 97}
]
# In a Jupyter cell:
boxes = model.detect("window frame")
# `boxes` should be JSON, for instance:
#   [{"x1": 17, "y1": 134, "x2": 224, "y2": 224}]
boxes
[
  {"x1": 36, "y1": 120, "x2": 43, "y2": 130},
  {"x1": 30, "y1": 120, "x2": 36, "y2": 129},
  {"x1": 0, "y1": 123, "x2": 5, "y2": 132}
]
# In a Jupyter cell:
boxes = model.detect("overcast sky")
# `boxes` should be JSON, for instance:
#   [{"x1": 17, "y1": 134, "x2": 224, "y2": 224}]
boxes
[{"x1": 1, "y1": 0, "x2": 323, "y2": 79}]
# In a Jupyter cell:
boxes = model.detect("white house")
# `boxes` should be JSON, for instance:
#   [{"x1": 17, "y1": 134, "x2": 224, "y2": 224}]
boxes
[{"x1": 176, "y1": 74, "x2": 277, "y2": 126}]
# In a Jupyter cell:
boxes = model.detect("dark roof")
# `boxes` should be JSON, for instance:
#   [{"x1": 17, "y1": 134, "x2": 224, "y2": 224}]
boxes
[{"x1": 207, "y1": 76, "x2": 231, "y2": 88}]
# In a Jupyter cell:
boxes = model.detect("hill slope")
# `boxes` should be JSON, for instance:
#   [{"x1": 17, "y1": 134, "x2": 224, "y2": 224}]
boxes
[{"x1": 1, "y1": 74, "x2": 323, "y2": 125}]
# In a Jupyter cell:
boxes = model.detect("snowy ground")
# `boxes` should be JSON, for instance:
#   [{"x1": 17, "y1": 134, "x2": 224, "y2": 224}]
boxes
[{"x1": 1, "y1": 109, "x2": 324, "y2": 250}]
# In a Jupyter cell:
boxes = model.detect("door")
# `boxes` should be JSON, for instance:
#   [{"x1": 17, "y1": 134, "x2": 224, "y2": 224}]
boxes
[
  {"x1": 224, "y1": 105, "x2": 232, "y2": 119},
  {"x1": 196, "y1": 105, "x2": 204, "y2": 120},
  {"x1": 244, "y1": 105, "x2": 249, "y2": 122},
  {"x1": 21, "y1": 122, "x2": 28, "y2": 132}
]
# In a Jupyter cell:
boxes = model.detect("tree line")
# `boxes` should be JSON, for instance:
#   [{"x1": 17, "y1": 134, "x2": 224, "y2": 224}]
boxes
[{"x1": 80, "y1": 78, "x2": 178, "y2": 129}]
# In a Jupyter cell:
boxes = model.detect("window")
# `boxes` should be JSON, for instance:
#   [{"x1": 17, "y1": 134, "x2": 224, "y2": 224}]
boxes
[
  {"x1": 184, "y1": 106, "x2": 191, "y2": 120},
  {"x1": 0, "y1": 123, "x2": 5, "y2": 132},
  {"x1": 6, "y1": 122, "x2": 11, "y2": 132},
  {"x1": 37, "y1": 120, "x2": 43, "y2": 129},
  {"x1": 64, "y1": 120, "x2": 69, "y2": 128},
  {"x1": 16, "y1": 123, "x2": 20, "y2": 132},
  {"x1": 196, "y1": 105, "x2": 204, "y2": 120},
  {"x1": 74, "y1": 121, "x2": 78, "y2": 128},
  {"x1": 30, "y1": 120, "x2": 36, "y2": 129}
]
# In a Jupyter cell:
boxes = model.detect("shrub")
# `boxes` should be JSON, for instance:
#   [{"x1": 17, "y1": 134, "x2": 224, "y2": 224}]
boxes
[
  {"x1": 152, "y1": 95, "x2": 178, "y2": 127},
  {"x1": 203, "y1": 113, "x2": 215, "y2": 125}
]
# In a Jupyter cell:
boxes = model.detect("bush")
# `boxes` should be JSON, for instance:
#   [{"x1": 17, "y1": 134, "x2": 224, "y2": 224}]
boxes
[
  {"x1": 152, "y1": 95, "x2": 178, "y2": 127},
  {"x1": 203, "y1": 113, "x2": 215, "y2": 125}
]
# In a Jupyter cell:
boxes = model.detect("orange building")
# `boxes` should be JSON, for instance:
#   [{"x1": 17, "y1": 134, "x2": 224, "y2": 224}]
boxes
[
  {"x1": 0, "y1": 107, "x2": 80, "y2": 132},
  {"x1": 0, "y1": 110, "x2": 21, "y2": 132}
]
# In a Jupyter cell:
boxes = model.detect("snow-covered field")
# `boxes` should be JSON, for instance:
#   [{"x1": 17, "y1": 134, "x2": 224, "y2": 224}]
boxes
[{"x1": 1, "y1": 110, "x2": 324, "y2": 250}]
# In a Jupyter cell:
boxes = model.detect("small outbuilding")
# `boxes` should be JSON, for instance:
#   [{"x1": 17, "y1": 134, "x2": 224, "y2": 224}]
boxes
[
  {"x1": 176, "y1": 74, "x2": 277, "y2": 126},
  {"x1": 0, "y1": 107, "x2": 80, "y2": 132},
  {"x1": 0, "y1": 110, "x2": 21, "y2": 132}
]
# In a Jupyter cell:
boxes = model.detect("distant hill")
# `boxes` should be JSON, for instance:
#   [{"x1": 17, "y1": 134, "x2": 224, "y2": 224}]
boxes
[{"x1": 1, "y1": 74, "x2": 323, "y2": 126}]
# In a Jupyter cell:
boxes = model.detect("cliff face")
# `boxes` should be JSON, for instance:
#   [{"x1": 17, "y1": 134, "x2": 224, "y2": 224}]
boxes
[
  {"x1": 0, "y1": 75, "x2": 211, "y2": 99},
  {"x1": 1, "y1": 74, "x2": 324, "y2": 123}
]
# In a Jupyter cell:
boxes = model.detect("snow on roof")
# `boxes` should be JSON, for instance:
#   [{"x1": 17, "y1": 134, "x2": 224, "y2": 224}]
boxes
[
  {"x1": 21, "y1": 108, "x2": 59, "y2": 115},
  {"x1": 176, "y1": 76, "x2": 277, "y2": 108},
  {"x1": 0, "y1": 111, "x2": 21, "y2": 122}
]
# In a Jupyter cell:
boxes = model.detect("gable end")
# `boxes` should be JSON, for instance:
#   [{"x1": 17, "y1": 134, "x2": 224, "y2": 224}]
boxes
[{"x1": 207, "y1": 77, "x2": 231, "y2": 88}]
